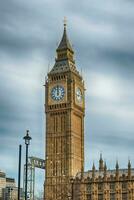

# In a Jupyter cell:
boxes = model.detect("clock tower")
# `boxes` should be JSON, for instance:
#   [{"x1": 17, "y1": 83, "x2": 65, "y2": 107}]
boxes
[{"x1": 44, "y1": 23, "x2": 85, "y2": 200}]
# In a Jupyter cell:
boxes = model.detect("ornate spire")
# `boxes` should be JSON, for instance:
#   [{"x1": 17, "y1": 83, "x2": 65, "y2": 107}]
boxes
[
  {"x1": 92, "y1": 162, "x2": 95, "y2": 171},
  {"x1": 99, "y1": 153, "x2": 104, "y2": 171},
  {"x1": 128, "y1": 159, "x2": 131, "y2": 178},
  {"x1": 104, "y1": 161, "x2": 107, "y2": 172},
  {"x1": 92, "y1": 162, "x2": 95, "y2": 179},
  {"x1": 56, "y1": 19, "x2": 74, "y2": 62},
  {"x1": 115, "y1": 160, "x2": 119, "y2": 180},
  {"x1": 116, "y1": 160, "x2": 119, "y2": 170},
  {"x1": 57, "y1": 19, "x2": 74, "y2": 53},
  {"x1": 63, "y1": 16, "x2": 67, "y2": 28},
  {"x1": 104, "y1": 162, "x2": 107, "y2": 180},
  {"x1": 50, "y1": 21, "x2": 79, "y2": 75},
  {"x1": 128, "y1": 159, "x2": 131, "y2": 168}
]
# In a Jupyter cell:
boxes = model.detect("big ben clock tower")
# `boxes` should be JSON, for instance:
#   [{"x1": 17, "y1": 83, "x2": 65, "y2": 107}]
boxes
[{"x1": 44, "y1": 22, "x2": 85, "y2": 200}]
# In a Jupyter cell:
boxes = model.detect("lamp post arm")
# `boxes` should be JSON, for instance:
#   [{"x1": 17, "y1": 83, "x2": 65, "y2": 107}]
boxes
[{"x1": 25, "y1": 144, "x2": 29, "y2": 200}]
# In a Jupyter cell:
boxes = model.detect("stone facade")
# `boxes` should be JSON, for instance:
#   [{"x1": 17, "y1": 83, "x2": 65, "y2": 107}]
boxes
[
  {"x1": 72, "y1": 158, "x2": 134, "y2": 200},
  {"x1": 44, "y1": 23, "x2": 85, "y2": 200},
  {"x1": 44, "y1": 24, "x2": 134, "y2": 200}
]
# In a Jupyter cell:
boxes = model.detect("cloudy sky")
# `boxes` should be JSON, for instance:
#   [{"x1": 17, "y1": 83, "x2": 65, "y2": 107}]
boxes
[{"x1": 0, "y1": 0, "x2": 134, "y2": 194}]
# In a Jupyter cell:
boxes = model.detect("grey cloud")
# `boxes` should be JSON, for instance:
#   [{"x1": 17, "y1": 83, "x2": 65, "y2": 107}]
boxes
[
  {"x1": 0, "y1": 0, "x2": 134, "y2": 192},
  {"x1": 0, "y1": 0, "x2": 59, "y2": 58},
  {"x1": 88, "y1": 131, "x2": 134, "y2": 149}
]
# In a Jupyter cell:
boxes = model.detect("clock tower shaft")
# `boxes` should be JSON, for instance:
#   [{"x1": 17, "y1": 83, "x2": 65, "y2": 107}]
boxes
[{"x1": 44, "y1": 24, "x2": 85, "y2": 200}]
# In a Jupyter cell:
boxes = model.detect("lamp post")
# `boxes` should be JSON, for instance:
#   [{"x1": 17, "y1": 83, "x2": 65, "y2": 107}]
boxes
[
  {"x1": 18, "y1": 144, "x2": 22, "y2": 200},
  {"x1": 23, "y1": 130, "x2": 32, "y2": 200}
]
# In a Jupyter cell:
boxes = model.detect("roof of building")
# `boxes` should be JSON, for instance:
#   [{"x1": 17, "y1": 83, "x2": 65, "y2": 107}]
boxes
[
  {"x1": 0, "y1": 171, "x2": 6, "y2": 178},
  {"x1": 75, "y1": 155, "x2": 134, "y2": 180},
  {"x1": 49, "y1": 59, "x2": 79, "y2": 75},
  {"x1": 49, "y1": 23, "x2": 82, "y2": 76},
  {"x1": 75, "y1": 168, "x2": 134, "y2": 180},
  {"x1": 6, "y1": 178, "x2": 15, "y2": 182},
  {"x1": 56, "y1": 24, "x2": 73, "y2": 52}
]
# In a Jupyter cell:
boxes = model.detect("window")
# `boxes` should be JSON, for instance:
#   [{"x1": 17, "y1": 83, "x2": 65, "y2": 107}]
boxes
[
  {"x1": 87, "y1": 194, "x2": 91, "y2": 200},
  {"x1": 87, "y1": 184, "x2": 91, "y2": 193},
  {"x1": 98, "y1": 194, "x2": 103, "y2": 200},
  {"x1": 122, "y1": 193, "x2": 127, "y2": 200},
  {"x1": 110, "y1": 193, "x2": 115, "y2": 200},
  {"x1": 98, "y1": 183, "x2": 103, "y2": 191},
  {"x1": 110, "y1": 183, "x2": 115, "y2": 190},
  {"x1": 122, "y1": 183, "x2": 127, "y2": 190}
]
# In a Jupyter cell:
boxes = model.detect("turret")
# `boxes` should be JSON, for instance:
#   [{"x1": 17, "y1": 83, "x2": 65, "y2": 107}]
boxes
[
  {"x1": 56, "y1": 19, "x2": 74, "y2": 63},
  {"x1": 50, "y1": 20, "x2": 78, "y2": 75},
  {"x1": 115, "y1": 160, "x2": 119, "y2": 180},
  {"x1": 104, "y1": 162, "x2": 107, "y2": 181},
  {"x1": 92, "y1": 162, "x2": 96, "y2": 179},
  {"x1": 128, "y1": 160, "x2": 131, "y2": 179},
  {"x1": 99, "y1": 153, "x2": 104, "y2": 171}
]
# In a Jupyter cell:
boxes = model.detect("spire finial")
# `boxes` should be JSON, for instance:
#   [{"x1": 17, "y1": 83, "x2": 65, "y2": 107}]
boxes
[
  {"x1": 128, "y1": 159, "x2": 131, "y2": 178},
  {"x1": 100, "y1": 152, "x2": 102, "y2": 160},
  {"x1": 128, "y1": 159, "x2": 131, "y2": 168},
  {"x1": 115, "y1": 159, "x2": 119, "y2": 180},
  {"x1": 116, "y1": 159, "x2": 119, "y2": 169},
  {"x1": 56, "y1": 19, "x2": 74, "y2": 62},
  {"x1": 104, "y1": 161, "x2": 107, "y2": 171},
  {"x1": 92, "y1": 161, "x2": 95, "y2": 170},
  {"x1": 92, "y1": 162, "x2": 95, "y2": 179},
  {"x1": 63, "y1": 16, "x2": 67, "y2": 28},
  {"x1": 99, "y1": 152, "x2": 104, "y2": 171}
]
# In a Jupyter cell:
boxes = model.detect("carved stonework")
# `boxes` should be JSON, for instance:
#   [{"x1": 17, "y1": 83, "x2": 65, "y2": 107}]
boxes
[
  {"x1": 44, "y1": 24, "x2": 85, "y2": 200},
  {"x1": 44, "y1": 24, "x2": 134, "y2": 200}
]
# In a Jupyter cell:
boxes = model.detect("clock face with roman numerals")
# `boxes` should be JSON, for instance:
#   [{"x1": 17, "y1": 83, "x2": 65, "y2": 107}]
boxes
[
  {"x1": 76, "y1": 87, "x2": 82, "y2": 103},
  {"x1": 51, "y1": 85, "x2": 65, "y2": 101}
]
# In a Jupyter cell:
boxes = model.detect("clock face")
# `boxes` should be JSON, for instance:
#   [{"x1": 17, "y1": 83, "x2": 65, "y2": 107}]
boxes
[
  {"x1": 76, "y1": 88, "x2": 82, "y2": 102},
  {"x1": 51, "y1": 85, "x2": 65, "y2": 101}
]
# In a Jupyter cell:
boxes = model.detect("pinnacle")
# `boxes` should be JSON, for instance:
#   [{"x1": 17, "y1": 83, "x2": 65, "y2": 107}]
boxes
[{"x1": 57, "y1": 24, "x2": 74, "y2": 52}]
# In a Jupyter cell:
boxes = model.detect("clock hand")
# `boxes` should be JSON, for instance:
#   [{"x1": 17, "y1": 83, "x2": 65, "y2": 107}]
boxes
[{"x1": 57, "y1": 86, "x2": 59, "y2": 96}]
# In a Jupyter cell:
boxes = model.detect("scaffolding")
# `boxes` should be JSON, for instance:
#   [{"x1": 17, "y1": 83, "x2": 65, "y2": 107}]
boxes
[{"x1": 23, "y1": 157, "x2": 45, "y2": 200}]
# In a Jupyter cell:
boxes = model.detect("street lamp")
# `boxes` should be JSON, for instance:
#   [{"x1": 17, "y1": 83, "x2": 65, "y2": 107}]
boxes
[{"x1": 23, "y1": 130, "x2": 32, "y2": 200}]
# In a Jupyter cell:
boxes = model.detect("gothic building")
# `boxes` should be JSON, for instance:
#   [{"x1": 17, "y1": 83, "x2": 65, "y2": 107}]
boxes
[
  {"x1": 73, "y1": 155, "x2": 134, "y2": 200},
  {"x1": 44, "y1": 23, "x2": 134, "y2": 200}
]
